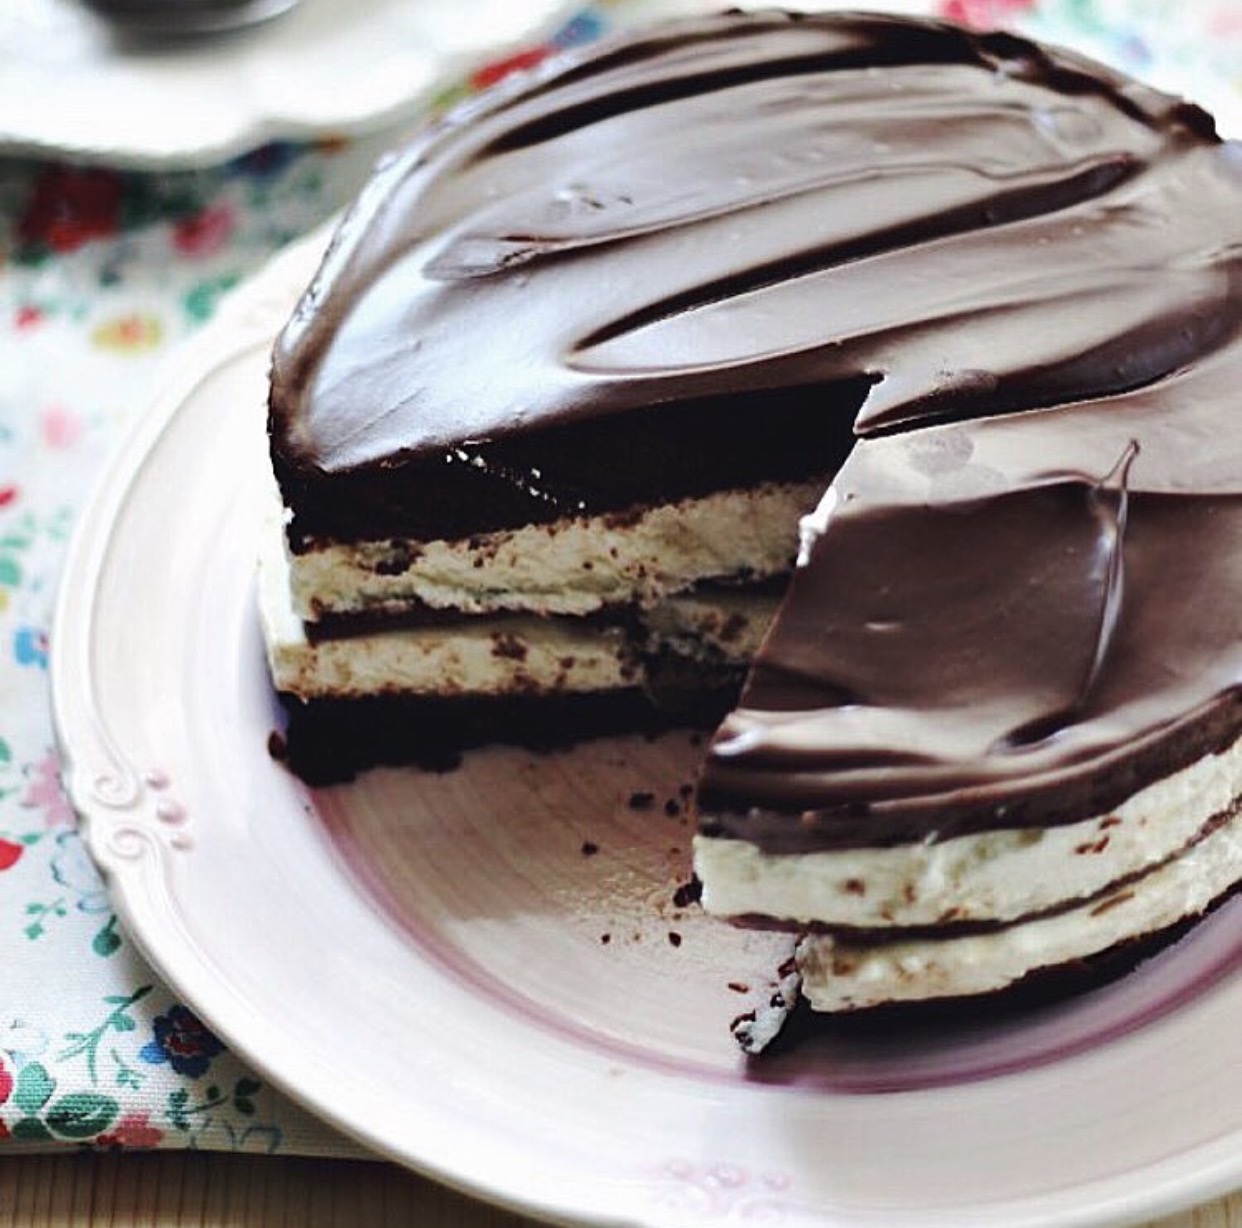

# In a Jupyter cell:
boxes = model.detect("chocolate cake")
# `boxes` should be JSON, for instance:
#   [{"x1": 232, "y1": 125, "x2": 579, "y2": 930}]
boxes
[{"x1": 263, "y1": 10, "x2": 1242, "y2": 1022}]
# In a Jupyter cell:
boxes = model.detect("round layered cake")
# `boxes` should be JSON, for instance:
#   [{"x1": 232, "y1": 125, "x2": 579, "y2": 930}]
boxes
[{"x1": 263, "y1": 9, "x2": 1242, "y2": 1034}]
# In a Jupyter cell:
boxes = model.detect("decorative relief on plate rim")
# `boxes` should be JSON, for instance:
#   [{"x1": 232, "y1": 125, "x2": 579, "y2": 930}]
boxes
[
  {"x1": 76, "y1": 759, "x2": 193, "y2": 865},
  {"x1": 651, "y1": 1158, "x2": 803, "y2": 1224}
]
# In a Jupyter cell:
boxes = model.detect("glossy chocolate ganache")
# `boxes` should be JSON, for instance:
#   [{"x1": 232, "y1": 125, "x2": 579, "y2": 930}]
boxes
[{"x1": 269, "y1": 11, "x2": 1242, "y2": 850}]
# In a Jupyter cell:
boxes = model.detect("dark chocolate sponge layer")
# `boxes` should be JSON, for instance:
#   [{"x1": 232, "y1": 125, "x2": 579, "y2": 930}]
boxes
[{"x1": 273, "y1": 680, "x2": 736, "y2": 787}]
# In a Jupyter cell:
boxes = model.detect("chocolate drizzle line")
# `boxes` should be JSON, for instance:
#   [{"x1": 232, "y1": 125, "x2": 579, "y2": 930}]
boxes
[{"x1": 269, "y1": 11, "x2": 1242, "y2": 850}]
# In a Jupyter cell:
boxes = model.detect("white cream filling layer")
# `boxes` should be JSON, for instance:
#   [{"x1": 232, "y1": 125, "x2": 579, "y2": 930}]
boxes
[
  {"x1": 289, "y1": 480, "x2": 821, "y2": 621},
  {"x1": 261, "y1": 506, "x2": 777, "y2": 699},
  {"x1": 695, "y1": 732, "x2": 1242, "y2": 929},
  {"x1": 640, "y1": 587, "x2": 776, "y2": 665},
  {"x1": 262, "y1": 512, "x2": 631, "y2": 697},
  {"x1": 797, "y1": 799, "x2": 1242, "y2": 1012}
]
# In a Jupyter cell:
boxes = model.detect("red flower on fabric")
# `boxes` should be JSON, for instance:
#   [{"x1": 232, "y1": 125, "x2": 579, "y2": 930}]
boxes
[
  {"x1": 18, "y1": 166, "x2": 122, "y2": 254},
  {"x1": 95, "y1": 1112, "x2": 164, "y2": 1150},
  {"x1": 471, "y1": 46, "x2": 551, "y2": 90},
  {"x1": 172, "y1": 204, "x2": 235, "y2": 258},
  {"x1": 0, "y1": 1058, "x2": 13, "y2": 1106},
  {"x1": 939, "y1": 0, "x2": 1036, "y2": 26}
]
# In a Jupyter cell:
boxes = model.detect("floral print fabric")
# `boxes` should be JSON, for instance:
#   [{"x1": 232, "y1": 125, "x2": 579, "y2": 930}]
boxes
[
  {"x1": 0, "y1": 132, "x2": 391, "y2": 1157},
  {"x1": 0, "y1": 0, "x2": 1238, "y2": 1156},
  {"x1": 0, "y1": 5, "x2": 611, "y2": 1158}
]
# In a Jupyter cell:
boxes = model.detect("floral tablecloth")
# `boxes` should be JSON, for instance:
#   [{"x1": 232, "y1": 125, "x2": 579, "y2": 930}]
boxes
[{"x1": 1, "y1": 0, "x2": 1240, "y2": 1160}]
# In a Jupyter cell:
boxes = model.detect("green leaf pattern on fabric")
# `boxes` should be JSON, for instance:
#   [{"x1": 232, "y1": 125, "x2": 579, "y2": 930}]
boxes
[{"x1": 14, "y1": 1063, "x2": 55, "y2": 1115}]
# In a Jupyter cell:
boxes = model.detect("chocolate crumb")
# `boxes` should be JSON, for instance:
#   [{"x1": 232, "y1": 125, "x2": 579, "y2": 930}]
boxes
[
  {"x1": 668, "y1": 931, "x2": 682, "y2": 947},
  {"x1": 672, "y1": 876, "x2": 702, "y2": 908},
  {"x1": 1075, "y1": 835, "x2": 1111, "y2": 854},
  {"x1": 580, "y1": 840, "x2": 600, "y2": 856},
  {"x1": 600, "y1": 933, "x2": 611, "y2": 944},
  {"x1": 628, "y1": 790, "x2": 656, "y2": 809},
  {"x1": 490, "y1": 631, "x2": 528, "y2": 661},
  {"x1": 664, "y1": 798, "x2": 681, "y2": 817},
  {"x1": 373, "y1": 543, "x2": 422, "y2": 575},
  {"x1": 727, "y1": 981, "x2": 749, "y2": 994}
]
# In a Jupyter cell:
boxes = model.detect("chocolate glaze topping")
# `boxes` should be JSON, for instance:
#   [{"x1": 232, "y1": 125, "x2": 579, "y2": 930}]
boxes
[{"x1": 269, "y1": 11, "x2": 1242, "y2": 849}]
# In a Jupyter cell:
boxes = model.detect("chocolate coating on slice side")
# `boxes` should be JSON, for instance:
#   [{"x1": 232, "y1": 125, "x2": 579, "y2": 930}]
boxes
[{"x1": 269, "y1": 9, "x2": 1217, "y2": 546}]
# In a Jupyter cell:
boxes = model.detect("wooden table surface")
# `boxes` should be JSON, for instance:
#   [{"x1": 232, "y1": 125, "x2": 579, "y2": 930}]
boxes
[{"x1": 1, "y1": 1153, "x2": 1239, "y2": 1227}]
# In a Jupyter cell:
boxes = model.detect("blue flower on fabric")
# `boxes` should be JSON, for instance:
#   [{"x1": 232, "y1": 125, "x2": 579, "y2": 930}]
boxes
[
  {"x1": 551, "y1": 12, "x2": 605, "y2": 49},
  {"x1": 14, "y1": 626, "x2": 48, "y2": 669},
  {"x1": 229, "y1": 141, "x2": 299, "y2": 181},
  {"x1": 139, "y1": 1006, "x2": 225, "y2": 1078}
]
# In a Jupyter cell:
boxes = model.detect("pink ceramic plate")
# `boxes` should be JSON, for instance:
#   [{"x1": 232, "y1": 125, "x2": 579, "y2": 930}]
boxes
[{"x1": 53, "y1": 231, "x2": 1242, "y2": 1227}]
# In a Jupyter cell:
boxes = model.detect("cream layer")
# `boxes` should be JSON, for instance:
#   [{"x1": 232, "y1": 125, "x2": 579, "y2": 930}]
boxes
[
  {"x1": 695, "y1": 731, "x2": 1242, "y2": 930},
  {"x1": 288, "y1": 480, "x2": 822, "y2": 621},
  {"x1": 638, "y1": 587, "x2": 775, "y2": 667},
  {"x1": 796, "y1": 797, "x2": 1242, "y2": 1012},
  {"x1": 261, "y1": 509, "x2": 777, "y2": 699}
]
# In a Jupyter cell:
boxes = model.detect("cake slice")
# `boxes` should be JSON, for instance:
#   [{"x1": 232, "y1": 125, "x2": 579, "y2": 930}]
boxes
[{"x1": 263, "y1": 9, "x2": 1242, "y2": 1019}]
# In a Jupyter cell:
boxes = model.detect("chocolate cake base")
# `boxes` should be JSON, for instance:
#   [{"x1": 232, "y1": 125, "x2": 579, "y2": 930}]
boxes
[{"x1": 271, "y1": 677, "x2": 741, "y2": 785}]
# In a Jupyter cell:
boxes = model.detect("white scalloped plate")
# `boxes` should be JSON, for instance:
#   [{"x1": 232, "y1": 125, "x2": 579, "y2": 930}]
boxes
[
  {"x1": 51, "y1": 229, "x2": 1242, "y2": 1227},
  {"x1": 0, "y1": 0, "x2": 576, "y2": 167}
]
